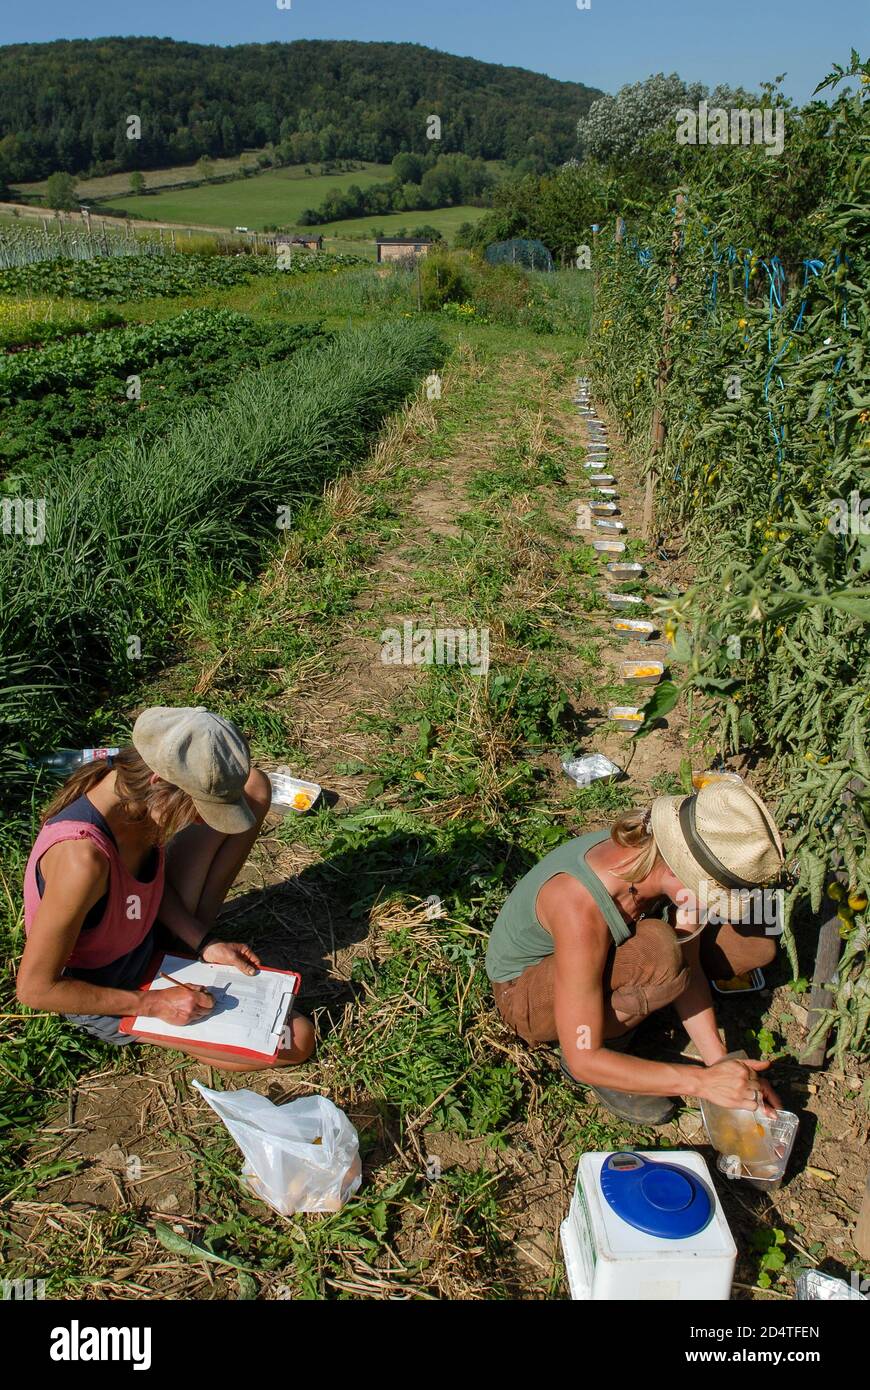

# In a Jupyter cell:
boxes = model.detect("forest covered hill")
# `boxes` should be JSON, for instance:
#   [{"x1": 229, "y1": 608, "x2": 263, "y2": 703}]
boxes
[{"x1": 0, "y1": 37, "x2": 602, "y2": 182}]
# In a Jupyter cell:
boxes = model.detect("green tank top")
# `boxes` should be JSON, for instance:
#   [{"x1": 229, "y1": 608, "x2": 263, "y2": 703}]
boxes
[{"x1": 485, "y1": 831, "x2": 632, "y2": 983}]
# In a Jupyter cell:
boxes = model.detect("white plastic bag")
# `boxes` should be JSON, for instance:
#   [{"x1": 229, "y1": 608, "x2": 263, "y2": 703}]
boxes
[{"x1": 193, "y1": 1083, "x2": 362, "y2": 1215}]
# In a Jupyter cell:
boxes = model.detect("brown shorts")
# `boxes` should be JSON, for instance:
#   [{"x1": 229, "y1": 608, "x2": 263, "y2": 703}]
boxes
[{"x1": 491, "y1": 916, "x2": 775, "y2": 1047}]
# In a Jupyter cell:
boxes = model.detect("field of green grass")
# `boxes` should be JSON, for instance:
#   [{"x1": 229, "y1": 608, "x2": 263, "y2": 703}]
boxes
[
  {"x1": 105, "y1": 164, "x2": 394, "y2": 229},
  {"x1": 15, "y1": 152, "x2": 277, "y2": 200},
  {"x1": 309, "y1": 205, "x2": 489, "y2": 243}
]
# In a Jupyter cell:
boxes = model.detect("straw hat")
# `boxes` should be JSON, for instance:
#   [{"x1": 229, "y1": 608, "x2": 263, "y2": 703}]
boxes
[{"x1": 650, "y1": 781, "x2": 784, "y2": 921}]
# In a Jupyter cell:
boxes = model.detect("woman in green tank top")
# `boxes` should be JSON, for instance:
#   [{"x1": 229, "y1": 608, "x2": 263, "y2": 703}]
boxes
[{"x1": 486, "y1": 783, "x2": 785, "y2": 1125}]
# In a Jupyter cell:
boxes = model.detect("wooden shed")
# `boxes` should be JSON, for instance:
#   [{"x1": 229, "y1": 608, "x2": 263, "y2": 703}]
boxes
[{"x1": 376, "y1": 237, "x2": 433, "y2": 264}]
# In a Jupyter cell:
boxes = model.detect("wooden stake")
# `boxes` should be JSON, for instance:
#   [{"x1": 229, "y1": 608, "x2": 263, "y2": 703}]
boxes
[
  {"x1": 799, "y1": 899, "x2": 843, "y2": 1068},
  {"x1": 643, "y1": 191, "x2": 686, "y2": 539},
  {"x1": 855, "y1": 1169, "x2": 870, "y2": 1260}
]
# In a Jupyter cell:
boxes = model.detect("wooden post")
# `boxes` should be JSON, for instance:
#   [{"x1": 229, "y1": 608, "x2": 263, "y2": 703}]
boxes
[
  {"x1": 799, "y1": 891, "x2": 843, "y2": 1067},
  {"x1": 800, "y1": 778, "x2": 862, "y2": 1067},
  {"x1": 416, "y1": 260, "x2": 422, "y2": 313},
  {"x1": 855, "y1": 1170, "x2": 870, "y2": 1260},
  {"x1": 589, "y1": 223, "x2": 600, "y2": 298},
  {"x1": 612, "y1": 213, "x2": 624, "y2": 296},
  {"x1": 643, "y1": 191, "x2": 686, "y2": 539}
]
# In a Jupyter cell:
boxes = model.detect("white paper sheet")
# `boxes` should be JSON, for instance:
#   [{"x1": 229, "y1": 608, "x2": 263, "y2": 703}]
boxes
[{"x1": 132, "y1": 954, "x2": 295, "y2": 1055}]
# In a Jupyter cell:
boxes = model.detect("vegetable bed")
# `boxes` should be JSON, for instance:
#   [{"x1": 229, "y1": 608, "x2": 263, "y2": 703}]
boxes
[
  {"x1": 0, "y1": 249, "x2": 366, "y2": 302},
  {"x1": 0, "y1": 310, "x2": 327, "y2": 478},
  {"x1": 0, "y1": 318, "x2": 446, "y2": 809}
]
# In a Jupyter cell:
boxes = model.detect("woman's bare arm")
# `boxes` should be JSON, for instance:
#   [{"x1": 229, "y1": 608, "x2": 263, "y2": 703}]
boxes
[
  {"x1": 541, "y1": 876, "x2": 704, "y2": 1099},
  {"x1": 672, "y1": 934, "x2": 728, "y2": 1064},
  {"x1": 17, "y1": 841, "x2": 162, "y2": 1018}
]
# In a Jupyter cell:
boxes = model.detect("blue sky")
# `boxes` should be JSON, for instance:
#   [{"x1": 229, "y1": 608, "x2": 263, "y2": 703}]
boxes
[{"x1": 0, "y1": 0, "x2": 866, "y2": 105}]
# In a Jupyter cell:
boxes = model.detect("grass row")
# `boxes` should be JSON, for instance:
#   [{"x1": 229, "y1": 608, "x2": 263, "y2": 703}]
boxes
[
  {"x1": 0, "y1": 317, "x2": 446, "y2": 811},
  {"x1": 0, "y1": 312, "x2": 326, "y2": 480}
]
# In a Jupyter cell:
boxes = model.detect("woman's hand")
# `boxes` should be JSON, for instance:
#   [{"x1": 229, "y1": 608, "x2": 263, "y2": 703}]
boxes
[
  {"x1": 754, "y1": 1072, "x2": 783, "y2": 1114},
  {"x1": 698, "y1": 1057, "x2": 779, "y2": 1111},
  {"x1": 201, "y1": 940, "x2": 261, "y2": 975},
  {"x1": 149, "y1": 985, "x2": 214, "y2": 1026}
]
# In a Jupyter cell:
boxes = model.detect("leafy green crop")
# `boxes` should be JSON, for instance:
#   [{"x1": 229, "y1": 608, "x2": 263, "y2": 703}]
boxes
[
  {"x1": 0, "y1": 249, "x2": 365, "y2": 302},
  {"x1": 0, "y1": 307, "x2": 300, "y2": 401},
  {"x1": 0, "y1": 319, "x2": 445, "y2": 812},
  {"x1": 0, "y1": 311, "x2": 326, "y2": 482}
]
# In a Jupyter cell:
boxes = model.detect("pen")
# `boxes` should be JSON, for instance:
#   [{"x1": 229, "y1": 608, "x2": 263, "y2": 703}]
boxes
[{"x1": 159, "y1": 970, "x2": 212, "y2": 1000}]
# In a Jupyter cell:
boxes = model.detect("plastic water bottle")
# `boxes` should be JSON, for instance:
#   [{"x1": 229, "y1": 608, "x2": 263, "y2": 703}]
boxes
[{"x1": 35, "y1": 748, "x2": 119, "y2": 776}]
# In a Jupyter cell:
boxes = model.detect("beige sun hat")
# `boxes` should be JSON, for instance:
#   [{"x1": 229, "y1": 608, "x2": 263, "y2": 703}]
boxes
[
  {"x1": 650, "y1": 780, "x2": 784, "y2": 922},
  {"x1": 132, "y1": 706, "x2": 255, "y2": 835}
]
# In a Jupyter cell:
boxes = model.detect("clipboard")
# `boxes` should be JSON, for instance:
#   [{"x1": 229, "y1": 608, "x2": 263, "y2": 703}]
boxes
[{"x1": 120, "y1": 951, "x2": 301, "y2": 1063}]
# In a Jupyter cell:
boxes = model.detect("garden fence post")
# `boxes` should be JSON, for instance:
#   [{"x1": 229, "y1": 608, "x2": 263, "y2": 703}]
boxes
[
  {"x1": 800, "y1": 778, "x2": 863, "y2": 1068},
  {"x1": 855, "y1": 1170, "x2": 870, "y2": 1260},
  {"x1": 799, "y1": 878, "x2": 845, "y2": 1067},
  {"x1": 643, "y1": 190, "x2": 686, "y2": 539}
]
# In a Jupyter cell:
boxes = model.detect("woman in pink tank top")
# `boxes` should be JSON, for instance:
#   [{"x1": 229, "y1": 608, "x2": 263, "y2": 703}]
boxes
[{"x1": 17, "y1": 706, "x2": 314, "y2": 1074}]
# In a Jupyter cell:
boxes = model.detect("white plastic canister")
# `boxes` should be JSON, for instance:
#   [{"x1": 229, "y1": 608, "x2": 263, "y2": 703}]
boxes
[{"x1": 560, "y1": 1150, "x2": 736, "y2": 1300}]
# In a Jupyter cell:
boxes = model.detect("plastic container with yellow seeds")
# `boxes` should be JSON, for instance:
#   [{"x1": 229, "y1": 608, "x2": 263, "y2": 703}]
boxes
[{"x1": 267, "y1": 770, "x2": 322, "y2": 814}]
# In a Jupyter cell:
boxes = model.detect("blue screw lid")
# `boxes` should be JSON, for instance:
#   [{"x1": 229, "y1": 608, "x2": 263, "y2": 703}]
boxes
[{"x1": 599, "y1": 1152, "x2": 713, "y2": 1239}]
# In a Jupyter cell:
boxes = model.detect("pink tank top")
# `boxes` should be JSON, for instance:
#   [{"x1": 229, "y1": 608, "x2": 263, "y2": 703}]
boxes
[{"x1": 23, "y1": 820, "x2": 165, "y2": 971}]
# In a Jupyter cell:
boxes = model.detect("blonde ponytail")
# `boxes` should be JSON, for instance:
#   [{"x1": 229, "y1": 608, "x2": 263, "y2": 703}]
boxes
[{"x1": 610, "y1": 808, "x2": 660, "y2": 883}]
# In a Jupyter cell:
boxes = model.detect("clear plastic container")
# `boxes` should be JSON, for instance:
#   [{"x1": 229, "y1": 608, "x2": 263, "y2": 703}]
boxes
[
  {"x1": 700, "y1": 1051, "x2": 798, "y2": 1192},
  {"x1": 562, "y1": 753, "x2": 622, "y2": 786},
  {"x1": 267, "y1": 769, "x2": 322, "y2": 814},
  {"x1": 795, "y1": 1270, "x2": 867, "y2": 1301},
  {"x1": 607, "y1": 561, "x2": 645, "y2": 582},
  {"x1": 712, "y1": 1111, "x2": 798, "y2": 1192},
  {"x1": 607, "y1": 706, "x2": 644, "y2": 732},
  {"x1": 612, "y1": 618, "x2": 655, "y2": 640},
  {"x1": 620, "y1": 659, "x2": 664, "y2": 685},
  {"x1": 692, "y1": 769, "x2": 744, "y2": 791},
  {"x1": 711, "y1": 967, "x2": 766, "y2": 996}
]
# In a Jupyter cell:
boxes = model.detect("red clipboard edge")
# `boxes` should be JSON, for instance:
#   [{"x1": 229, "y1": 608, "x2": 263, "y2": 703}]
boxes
[{"x1": 119, "y1": 950, "x2": 301, "y2": 1063}]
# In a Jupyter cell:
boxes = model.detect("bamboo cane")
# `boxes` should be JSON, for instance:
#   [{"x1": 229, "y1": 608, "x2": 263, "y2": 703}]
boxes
[{"x1": 643, "y1": 191, "x2": 686, "y2": 539}]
